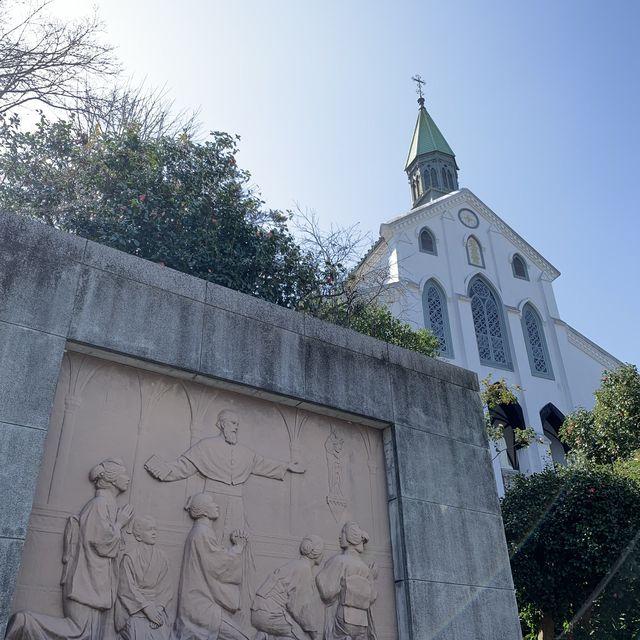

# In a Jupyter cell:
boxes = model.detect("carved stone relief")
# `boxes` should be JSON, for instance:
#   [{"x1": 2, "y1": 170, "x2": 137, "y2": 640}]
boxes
[
  {"x1": 9, "y1": 351, "x2": 397, "y2": 640},
  {"x1": 7, "y1": 458, "x2": 134, "y2": 640},
  {"x1": 316, "y1": 523, "x2": 378, "y2": 640},
  {"x1": 251, "y1": 535, "x2": 324, "y2": 640},
  {"x1": 324, "y1": 426, "x2": 348, "y2": 524}
]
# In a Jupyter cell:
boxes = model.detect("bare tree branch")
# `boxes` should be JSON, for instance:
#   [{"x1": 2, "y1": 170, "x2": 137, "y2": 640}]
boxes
[{"x1": 0, "y1": 0, "x2": 118, "y2": 114}]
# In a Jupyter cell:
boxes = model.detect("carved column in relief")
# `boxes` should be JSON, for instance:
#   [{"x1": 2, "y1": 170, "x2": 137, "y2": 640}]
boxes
[
  {"x1": 359, "y1": 428, "x2": 381, "y2": 534},
  {"x1": 48, "y1": 354, "x2": 110, "y2": 505},
  {"x1": 276, "y1": 407, "x2": 309, "y2": 532}
]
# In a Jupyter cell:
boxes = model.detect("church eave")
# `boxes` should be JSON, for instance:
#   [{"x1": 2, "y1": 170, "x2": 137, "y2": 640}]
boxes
[{"x1": 377, "y1": 189, "x2": 561, "y2": 281}]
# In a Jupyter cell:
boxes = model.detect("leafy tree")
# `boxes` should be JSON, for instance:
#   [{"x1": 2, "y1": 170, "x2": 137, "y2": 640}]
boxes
[
  {"x1": 0, "y1": 112, "x2": 439, "y2": 356},
  {"x1": 318, "y1": 302, "x2": 440, "y2": 357},
  {"x1": 502, "y1": 466, "x2": 640, "y2": 639},
  {"x1": 0, "y1": 113, "x2": 318, "y2": 307},
  {"x1": 560, "y1": 364, "x2": 640, "y2": 465}
]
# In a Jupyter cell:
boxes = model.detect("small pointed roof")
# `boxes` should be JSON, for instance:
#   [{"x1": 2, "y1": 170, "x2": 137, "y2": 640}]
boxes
[{"x1": 405, "y1": 104, "x2": 455, "y2": 170}]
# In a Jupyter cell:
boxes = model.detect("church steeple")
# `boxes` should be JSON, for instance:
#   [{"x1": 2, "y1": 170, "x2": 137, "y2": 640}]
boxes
[{"x1": 405, "y1": 77, "x2": 459, "y2": 208}]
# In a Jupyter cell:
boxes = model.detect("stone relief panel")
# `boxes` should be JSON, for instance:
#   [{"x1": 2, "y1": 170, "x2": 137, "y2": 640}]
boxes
[{"x1": 11, "y1": 351, "x2": 397, "y2": 640}]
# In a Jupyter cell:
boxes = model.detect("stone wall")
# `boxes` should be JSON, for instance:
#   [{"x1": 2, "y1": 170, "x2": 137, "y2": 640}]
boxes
[{"x1": 0, "y1": 211, "x2": 522, "y2": 639}]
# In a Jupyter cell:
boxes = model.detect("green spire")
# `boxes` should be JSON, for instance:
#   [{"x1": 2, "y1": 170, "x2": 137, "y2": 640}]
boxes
[{"x1": 405, "y1": 105, "x2": 455, "y2": 170}]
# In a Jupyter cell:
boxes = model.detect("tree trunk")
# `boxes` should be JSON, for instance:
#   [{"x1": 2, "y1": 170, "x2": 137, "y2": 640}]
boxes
[{"x1": 537, "y1": 613, "x2": 555, "y2": 639}]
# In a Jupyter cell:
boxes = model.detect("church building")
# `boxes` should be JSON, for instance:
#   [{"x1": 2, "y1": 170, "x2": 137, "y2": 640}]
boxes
[{"x1": 356, "y1": 88, "x2": 621, "y2": 494}]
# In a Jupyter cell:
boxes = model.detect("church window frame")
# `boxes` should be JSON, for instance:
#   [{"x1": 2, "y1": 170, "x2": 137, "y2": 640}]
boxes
[
  {"x1": 418, "y1": 227, "x2": 437, "y2": 255},
  {"x1": 522, "y1": 303, "x2": 554, "y2": 379},
  {"x1": 466, "y1": 235, "x2": 485, "y2": 268},
  {"x1": 441, "y1": 167, "x2": 448, "y2": 188},
  {"x1": 469, "y1": 275, "x2": 513, "y2": 370},
  {"x1": 423, "y1": 170, "x2": 431, "y2": 189},
  {"x1": 512, "y1": 254, "x2": 529, "y2": 280},
  {"x1": 422, "y1": 279, "x2": 454, "y2": 358},
  {"x1": 430, "y1": 167, "x2": 439, "y2": 188}
]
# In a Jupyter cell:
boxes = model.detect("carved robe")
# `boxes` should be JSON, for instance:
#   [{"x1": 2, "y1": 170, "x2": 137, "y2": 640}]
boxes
[
  {"x1": 115, "y1": 543, "x2": 173, "y2": 640},
  {"x1": 251, "y1": 557, "x2": 319, "y2": 640},
  {"x1": 173, "y1": 522, "x2": 247, "y2": 640},
  {"x1": 6, "y1": 492, "x2": 122, "y2": 640},
  {"x1": 315, "y1": 552, "x2": 377, "y2": 640}
]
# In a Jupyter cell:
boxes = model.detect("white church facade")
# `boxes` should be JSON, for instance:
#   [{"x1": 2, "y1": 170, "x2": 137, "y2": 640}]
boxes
[{"x1": 357, "y1": 93, "x2": 621, "y2": 494}]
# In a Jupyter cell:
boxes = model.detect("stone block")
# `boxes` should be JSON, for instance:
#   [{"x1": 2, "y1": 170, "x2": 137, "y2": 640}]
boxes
[
  {"x1": 0, "y1": 538, "x2": 24, "y2": 637},
  {"x1": 0, "y1": 423, "x2": 46, "y2": 538},
  {"x1": 69, "y1": 267, "x2": 204, "y2": 372},
  {"x1": 0, "y1": 213, "x2": 85, "y2": 335},
  {"x1": 399, "y1": 497, "x2": 513, "y2": 589},
  {"x1": 393, "y1": 424, "x2": 499, "y2": 514},
  {"x1": 83, "y1": 240, "x2": 207, "y2": 302},
  {"x1": 389, "y1": 367, "x2": 486, "y2": 447},
  {"x1": 304, "y1": 314, "x2": 389, "y2": 361},
  {"x1": 0, "y1": 322, "x2": 65, "y2": 430},
  {"x1": 387, "y1": 342, "x2": 479, "y2": 391},
  {"x1": 206, "y1": 282, "x2": 304, "y2": 334},
  {"x1": 200, "y1": 305, "x2": 305, "y2": 397},
  {"x1": 304, "y1": 338, "x2": 393, "y2": 421},
  {"x1": 404, "y1": 579, "x2": 522, "y2": 640}
]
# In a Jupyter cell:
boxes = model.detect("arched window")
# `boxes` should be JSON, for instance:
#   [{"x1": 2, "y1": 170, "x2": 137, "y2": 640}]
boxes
[
  {"x1": 522, "y1": 304, "x2": 553, "y2": 378},
  {"x1": 466, "y1": 235, "x2": 485, "y2": 268},
  {"x1": 446, "y1": 168, "x2": 454, "y2": 190},
  {"x1": 441, "y1": 167, "x2": 448, "y2": 188},
  {"x1": 469, "y1": 276, "x2": 512, "y2": 369},
  {"x1": 423, "y1": 170, "x2": 431, "y2": 189},
  {"x1": 430, "y1": 167, "x2": 438, "y2": 188},
  {"x1": 419, "y1": 227, "x2": 437, "y2": 255},
  {"x1": 512, "y1": 254, "x2": 528, "y2": 280},
  {"x1": 540, "y1": 403, "x2": 568, "y2": 465},
  {"x1": 423, "y1": 279, "x2": 453, "y2": 357}
]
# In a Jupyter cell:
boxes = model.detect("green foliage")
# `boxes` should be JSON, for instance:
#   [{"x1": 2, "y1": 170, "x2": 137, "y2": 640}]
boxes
[
  {"x1": 480, "y1": 376, "x2": 541, "y2": 451},
  {"x1": 314, "y1": 302, "x2": 440, "y2": 357},
  {"x1": 0, "y1": 113, "x2": 318, "y2": 308},
  {"x1": 0, "y1": 112, "x2": 439, "y2": 357},
  {"x1": 560, "y1": 364, "x2": 640, "y2": 465},
  {"x1": 502, "y1": 466, "x2": 640, "y2": 638}
]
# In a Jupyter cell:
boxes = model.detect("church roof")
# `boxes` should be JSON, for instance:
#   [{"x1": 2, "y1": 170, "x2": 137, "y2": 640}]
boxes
[
  {"x1": 405, "y1": 105, "x2": 455, "y2": 169},
  {"x1": 378, "y1": 188, "x2": 562, "y2": 281}
]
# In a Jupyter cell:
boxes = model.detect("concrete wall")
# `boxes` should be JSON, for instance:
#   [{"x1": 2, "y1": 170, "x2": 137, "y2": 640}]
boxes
[{"x1": 0, "y1": 211, "x2": 521, "y2": 639}]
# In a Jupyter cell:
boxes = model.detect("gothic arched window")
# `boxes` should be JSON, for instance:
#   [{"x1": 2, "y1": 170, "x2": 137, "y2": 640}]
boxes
[
  {"x1": 423, "y1": 279, "x2": 453, "y2": 357},
  {"x1": 430, "y1": 167, "x2": 439, "y2": 188},
  {"x1": 512, "y1": 254, "x2": 528, "y2": 280},
  {"x1": 469, "y1": 276, "x2": 512, "y2": 369},
  {"x1": 522, "y1": 303, "x2": 553, "y2": 378},
  {"x1": 441, "y1": 167, "x2": 448, "y2": 188},
  {"x1": 466, "y1": 235, "x2": 485, "y2": 268},
  {"x1": 423, "y1": 170, "x2": 431, "y2": 189},
  {"x1": 446, "y1": 168, "x2": 454, "y2": 190},
  {"x1": 419, "y1": 227, "x2": 437, "y2": 255}
]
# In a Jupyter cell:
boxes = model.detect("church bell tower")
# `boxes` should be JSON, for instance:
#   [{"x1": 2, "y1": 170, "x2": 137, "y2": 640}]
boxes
[{"x1": 405, "y1": 76, "x2": 459, "y2": 208}]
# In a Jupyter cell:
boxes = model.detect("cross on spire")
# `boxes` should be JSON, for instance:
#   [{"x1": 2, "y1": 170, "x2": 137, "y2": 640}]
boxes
[{"x1": 411, "y1": 74, "x2": 425, "y2": 107}]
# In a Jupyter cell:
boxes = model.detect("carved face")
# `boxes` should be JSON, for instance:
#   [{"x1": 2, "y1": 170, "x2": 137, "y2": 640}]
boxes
[
  {"x1": 138, "y1": 522, "x2": 157, "y2": 545},
  {"x1": 206, "y1": 500, "x2": 220, "y2": 520},
  {"x1": 113, "y1": 470, "x2": 130, "y2": 493},
  {"x1": 220, "y1": 415, "x2": 239, "y2": 444}
]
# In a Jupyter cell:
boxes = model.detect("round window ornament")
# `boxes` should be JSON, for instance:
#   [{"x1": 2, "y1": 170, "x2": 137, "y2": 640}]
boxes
[{"x1": 458, "y1": 208, "x2": 479, "y2": 228}]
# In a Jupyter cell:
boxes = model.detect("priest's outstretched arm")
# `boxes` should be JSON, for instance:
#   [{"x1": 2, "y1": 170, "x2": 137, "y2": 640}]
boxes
[{"x1": 144, "y1": 454, "x2": 197, "y2": 481}]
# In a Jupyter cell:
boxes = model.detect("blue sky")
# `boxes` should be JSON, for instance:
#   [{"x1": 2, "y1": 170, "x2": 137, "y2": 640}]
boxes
[{"x1": 55, "y1": 0, "x2": 640, "y2": 367}]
